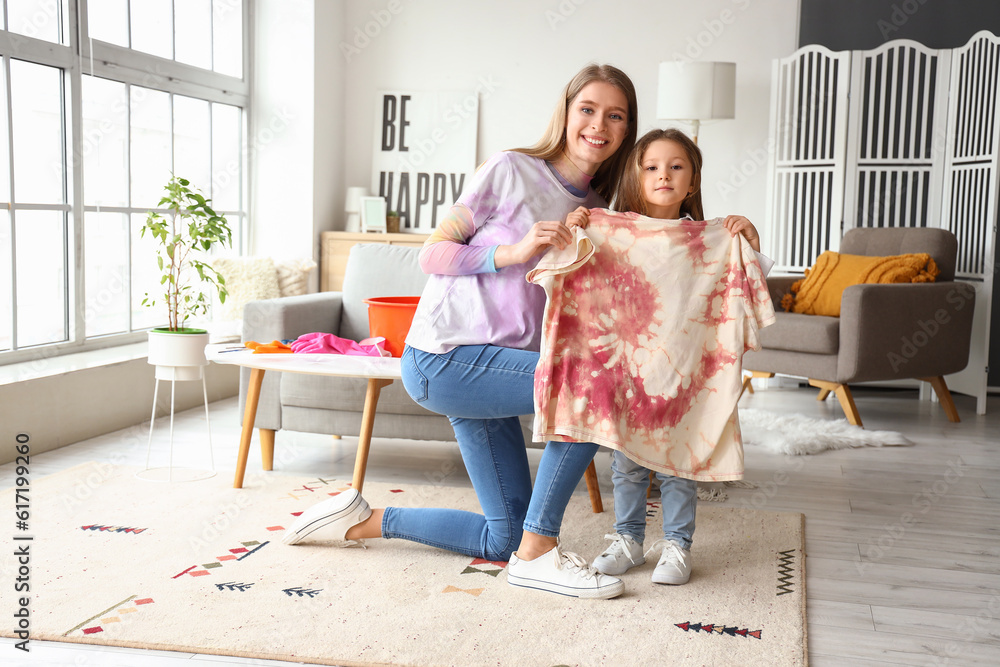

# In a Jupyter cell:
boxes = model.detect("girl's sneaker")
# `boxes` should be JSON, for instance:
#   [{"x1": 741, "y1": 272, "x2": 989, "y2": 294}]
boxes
[
  {"x1": 648, "y1": 539, "x2": 692, "y2": 585},
  {"x1": 507, "y1": 545, "x2": 624, "y2": 599},
  {"x1": 591, "y1": 533, "x2": 645, "y2": 575}
]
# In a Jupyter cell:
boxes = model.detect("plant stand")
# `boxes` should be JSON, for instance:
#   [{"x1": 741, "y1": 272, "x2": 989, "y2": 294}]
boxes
[
  {"x1": 137, "y1": 364, "x2": 216, "y2": 482},
  {"x1": 138, "y1": 332, "x2": 217, "y2": 482}
]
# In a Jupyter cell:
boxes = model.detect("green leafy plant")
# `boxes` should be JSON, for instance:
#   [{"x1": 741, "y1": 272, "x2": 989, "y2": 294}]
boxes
[{"x1": 140, "y1": 175, "x2": 232, "y2": 331}]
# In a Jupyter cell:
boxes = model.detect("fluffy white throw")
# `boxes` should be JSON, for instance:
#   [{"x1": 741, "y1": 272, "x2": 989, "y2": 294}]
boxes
[{"x1": 739, "y1": 408, "x2": 913, "y2": 455}]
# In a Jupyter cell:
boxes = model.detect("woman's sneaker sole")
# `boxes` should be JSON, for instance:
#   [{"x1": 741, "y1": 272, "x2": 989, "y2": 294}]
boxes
[
  {"x1": 507, "y1": 571, "x2": 625, "y2": 599},
  {"x1": 281, "y1": 488, "x2": 371, "y2": 545}
]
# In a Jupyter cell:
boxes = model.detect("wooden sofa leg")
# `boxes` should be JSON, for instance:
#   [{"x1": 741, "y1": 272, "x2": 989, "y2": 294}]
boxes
[
  {"x1": 815, "y1": 387, "x2": 831, "y2": 401},
  {"x1": 809, "y1": 380, "x2": 863, "y2": 427},
  {"x1": 260, "y1": 428, "x2": 275, "y2": 471},
  {"x1": 331, "y1": 434, "x2": 342, "y2": 440},
  {"x1": 919, "y1": 376, "x2": 961, "y2": 423},
  {"x1": 584, "y1": 460, "x2": 604, "y2": 513}
]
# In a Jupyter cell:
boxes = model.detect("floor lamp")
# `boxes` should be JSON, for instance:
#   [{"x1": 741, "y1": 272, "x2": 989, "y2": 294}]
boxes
[{"x1": 656, "y1": 61, "x2": 736, "y2": 144}]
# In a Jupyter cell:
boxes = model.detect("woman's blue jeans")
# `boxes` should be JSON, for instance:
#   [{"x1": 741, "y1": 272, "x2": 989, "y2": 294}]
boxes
[{"x1": 387, "y1": 344, "x2": 599, "y2": 561}]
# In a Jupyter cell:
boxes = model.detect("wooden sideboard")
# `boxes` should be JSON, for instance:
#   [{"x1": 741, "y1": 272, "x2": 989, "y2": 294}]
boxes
[{"x1": 320, "y1": 231, "x2": 430, "y2": 292}]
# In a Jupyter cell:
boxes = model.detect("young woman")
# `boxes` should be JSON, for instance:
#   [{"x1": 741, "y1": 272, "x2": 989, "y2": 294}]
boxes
[{"x1": 284, "y1": 64, "x2": 638, "y2": 600}]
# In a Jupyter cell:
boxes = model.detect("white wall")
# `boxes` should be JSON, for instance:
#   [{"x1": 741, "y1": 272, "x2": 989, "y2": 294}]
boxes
[
  {"x1": 251, "y1": 0, "x2": 346, "y2": 290},
  {"x1": 334, "y1": 0, "x2": 800, "y2": 248},
  {"x1": 251, "y1": 0, "x2": 800, "y2": 259}
]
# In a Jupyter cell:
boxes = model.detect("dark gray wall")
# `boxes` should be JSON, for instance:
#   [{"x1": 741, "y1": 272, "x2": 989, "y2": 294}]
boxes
[{"x1": 799, "y1": 0, "x2": 1000, "y2": 51}]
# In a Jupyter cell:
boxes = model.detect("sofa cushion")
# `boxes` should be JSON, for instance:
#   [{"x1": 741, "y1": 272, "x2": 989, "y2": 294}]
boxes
[
  {"x1": 784, "y1": 251, "x2": 938, "y2": 316},
  {"x1": 340, "y1": 244, "x2": 428, "y2": 343},
  {"x1": 211, "y1": 257, "x2": 282, "y2": 321},
  {"x1": 758, "y1": 312, "x2": 839, "y2": 355}
]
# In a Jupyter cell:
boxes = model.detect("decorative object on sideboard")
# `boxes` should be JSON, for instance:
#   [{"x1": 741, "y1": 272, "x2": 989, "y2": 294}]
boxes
[
  {"x1": 386, "y1": 210, "x2": 401, "y2": 233},
  {"x1": 360, "y1": 195, "x2": 388, "y2": 233},
  {"x1": 344, "y1": 186, "x2": 368, "y2": 232}
]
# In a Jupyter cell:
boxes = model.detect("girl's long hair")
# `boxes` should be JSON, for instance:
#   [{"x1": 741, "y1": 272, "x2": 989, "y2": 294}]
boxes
[
  {"x1": 614, "y1": 128, "x2": 704, "y2": 220},
  {"x1": 511, "y1": 64, "x2": 638, "y2": 204}
]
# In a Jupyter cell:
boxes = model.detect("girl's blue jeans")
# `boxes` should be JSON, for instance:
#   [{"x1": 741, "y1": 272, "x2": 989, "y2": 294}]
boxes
[
  {"x1": 388, "y1": 344, "x2": 599, "y2": 561},
  {"x1": 610, "y1": 450, "x2": 697, "y2": 550}
]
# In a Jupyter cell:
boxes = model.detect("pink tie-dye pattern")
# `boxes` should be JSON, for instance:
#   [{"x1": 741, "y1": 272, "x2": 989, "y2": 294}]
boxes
[{"x1": 529, "y1": 209, "x2": 776, "y2": 482}]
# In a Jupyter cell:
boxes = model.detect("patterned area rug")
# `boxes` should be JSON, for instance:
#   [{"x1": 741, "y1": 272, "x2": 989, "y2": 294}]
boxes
[{"x1": 1, "y1": 463, "x2": 807, "y2": 666}]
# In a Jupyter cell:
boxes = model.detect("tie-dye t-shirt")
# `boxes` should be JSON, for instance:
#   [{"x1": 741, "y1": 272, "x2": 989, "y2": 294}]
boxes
[
  {"x1": 405, "y1": 151, "x2": 605, "y2": 354},
  {"x1": 526, "y1": 209, "x2": 776, "y2": 482}
]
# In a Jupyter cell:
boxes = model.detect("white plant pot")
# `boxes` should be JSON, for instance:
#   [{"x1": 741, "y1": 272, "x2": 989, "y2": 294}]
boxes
[{"x1": 148, "y1": 328, "x2": 210, "y2": 381}]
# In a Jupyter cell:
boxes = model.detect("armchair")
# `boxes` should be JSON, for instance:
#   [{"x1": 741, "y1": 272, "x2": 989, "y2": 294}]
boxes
[{"x1": 742, "y1": 227, "x2": 976, "y2": 426}]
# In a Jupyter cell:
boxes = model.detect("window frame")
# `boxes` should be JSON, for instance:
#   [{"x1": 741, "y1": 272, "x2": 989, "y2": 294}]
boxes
[{"x1": 0, "y1": 0, "x2": 252, "y2": 364}]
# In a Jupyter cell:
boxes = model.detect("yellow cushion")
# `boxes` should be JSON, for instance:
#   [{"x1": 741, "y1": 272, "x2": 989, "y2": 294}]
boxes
[{"x1": 781, "y1": 251, "x2": 939, "y2": 316}]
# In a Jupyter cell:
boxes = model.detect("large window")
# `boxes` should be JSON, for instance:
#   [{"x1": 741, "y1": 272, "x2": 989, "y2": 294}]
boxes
[{"x1": 0, "y1": 0, "x2": 249, "y2": 360}]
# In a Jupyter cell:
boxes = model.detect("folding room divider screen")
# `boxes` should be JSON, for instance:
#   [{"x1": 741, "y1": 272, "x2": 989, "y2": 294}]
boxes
[{"x1": 765, "y1": 31, "x2": 999, "y2": 414}]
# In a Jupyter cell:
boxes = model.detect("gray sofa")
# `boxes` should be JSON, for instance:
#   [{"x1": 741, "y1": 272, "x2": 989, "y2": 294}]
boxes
[{"x1": 240, "y1": 243, "x2": 535, "y2": 445}]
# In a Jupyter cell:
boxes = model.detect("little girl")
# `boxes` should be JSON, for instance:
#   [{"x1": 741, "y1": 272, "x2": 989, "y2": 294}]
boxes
[{"x1": 579, "y1": 128, "x2": 772, "y2": 585}]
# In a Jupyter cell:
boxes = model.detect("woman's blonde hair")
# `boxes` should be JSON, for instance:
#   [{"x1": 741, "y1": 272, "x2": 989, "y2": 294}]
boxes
[
  {"x1": 511, "y1": 64, "x2": 638, "y2": 203},
  {"x1": 614, "y1": 128, "x2": 704, "y2": 220}
]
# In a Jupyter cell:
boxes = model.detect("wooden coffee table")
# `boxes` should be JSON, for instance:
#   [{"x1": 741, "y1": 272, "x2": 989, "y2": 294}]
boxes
[
  {"x1": 206, "y1": 344, "x2": 604, "y2": 513},
  {"x1": 205, "y1": 344, "x2": 401, "y2": 491}
]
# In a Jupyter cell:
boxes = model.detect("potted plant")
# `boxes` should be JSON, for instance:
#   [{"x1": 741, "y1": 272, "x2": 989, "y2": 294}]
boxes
[
  {"x1": 386, "y1": 210, "x2": 401, "y2": 234},
  {"x1": 142, "y1": 175, "x2": 232, "y2": 380}
]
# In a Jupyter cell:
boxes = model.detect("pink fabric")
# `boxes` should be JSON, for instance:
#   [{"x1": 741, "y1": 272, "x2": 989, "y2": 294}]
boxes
[
  {"x1": 290, "y1": 332, "x2": 390, "y2": 357},
  {"x1": 527, "y1": 209, "x2": 776, "y2": 482}
]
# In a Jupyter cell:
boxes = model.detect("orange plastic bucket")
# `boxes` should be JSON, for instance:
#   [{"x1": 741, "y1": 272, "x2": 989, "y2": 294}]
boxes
[{"x1": 364, "y1": 296, "x2": 420, "y2": 357}]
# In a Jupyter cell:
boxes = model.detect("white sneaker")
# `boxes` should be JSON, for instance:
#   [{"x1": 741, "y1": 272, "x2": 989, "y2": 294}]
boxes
[
  {"x1": 592, "y1": 533, "x2": 645, "y2": 575},
  {"x1": 648, "y1": 539, "x2": 692, "y2": 585},
  {"x1": 507, "y1": 545, "x2": 624, "y2": 599},
  {"x1": 281, "y1": 488, "x2": 371, "y2": 546}
]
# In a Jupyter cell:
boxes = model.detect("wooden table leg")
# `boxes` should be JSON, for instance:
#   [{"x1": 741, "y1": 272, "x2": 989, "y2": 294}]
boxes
[
  {"x1": 351, "y1": 378, "x2": 393, "y2": 494},
  {"x1": 260, "y1": 428, "x2": 276, "y2": 471},
  {"x1": 584, "y1": 459, "x2": 603, "y2": 513},
  {"x1": 234, "y1": 368, "x2": 265, "y2": 488}
]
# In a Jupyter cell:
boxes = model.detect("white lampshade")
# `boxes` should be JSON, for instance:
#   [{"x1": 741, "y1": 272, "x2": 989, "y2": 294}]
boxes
[
  {"x1": 656, "y1": 61, "x2": 736, "y2": 121},
  {"x1": 345, "y1": 186, "x2": 368, "y2": 213}
]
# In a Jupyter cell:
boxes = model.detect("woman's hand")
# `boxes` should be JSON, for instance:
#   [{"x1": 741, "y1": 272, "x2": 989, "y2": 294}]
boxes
[
  {"x1": 723, "y1": 215, "x2": 761, "y2": 253},
  {"x1": 565, "y1": 206, "x2": 591, "y2": 230},
  {"x1": 493, "y1": 221, "x2": 573, "y2": 268}
]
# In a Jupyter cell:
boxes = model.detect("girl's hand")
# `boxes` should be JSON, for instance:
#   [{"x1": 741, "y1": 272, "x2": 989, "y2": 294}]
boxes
[
  {"x1": 565, "y1": 206, "x2": 591, "y2": 230},
  {"x1": 723, "y1": 215, "x2": 761, "y2": 253},
  {"x1": 493, "y1": 220, "x2": 574, "y2": 268}
]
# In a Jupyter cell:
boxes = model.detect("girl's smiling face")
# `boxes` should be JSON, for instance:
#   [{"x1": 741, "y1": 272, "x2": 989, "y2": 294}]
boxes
[
  {"x1": 563, "y1": 81, "x2": 630, "y2": 175},
  {"x1": 641, "y1": 139, "x2": 694, "y2": 219}
]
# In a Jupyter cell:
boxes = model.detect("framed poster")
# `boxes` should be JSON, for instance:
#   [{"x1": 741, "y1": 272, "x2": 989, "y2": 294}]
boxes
[
  {"x1": 371, "y1": 90, "x2": 478, "y2": 232},
  {"x1": 359, "y1": 196, "x2": 387, "y2": 233}
]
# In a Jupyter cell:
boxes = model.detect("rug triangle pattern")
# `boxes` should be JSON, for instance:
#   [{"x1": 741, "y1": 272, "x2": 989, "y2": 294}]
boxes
[
  {"x1": 675, "y1": 621, "x2": 762, "y2": 639},
  {"x1": 776, "y1": 548, "x2": 797, "y2": 596},
  {"x1": 461, "y1": 557, "x2": 507, "y2": 577},
  {"x1": 173, "y1": 540, "x2": 268, "y2": 578},
  {"x1": 64, "y1": 595, "x2": 155, "y2": 637},
  {"x1": 80, "y1": 524, "x2": 147, "y2": 534}
]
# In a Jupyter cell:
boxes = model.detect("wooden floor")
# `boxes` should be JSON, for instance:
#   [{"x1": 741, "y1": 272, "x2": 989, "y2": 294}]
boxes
[{"x1": 1, "y1": 383, "x2": 998, "y2": 666}]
